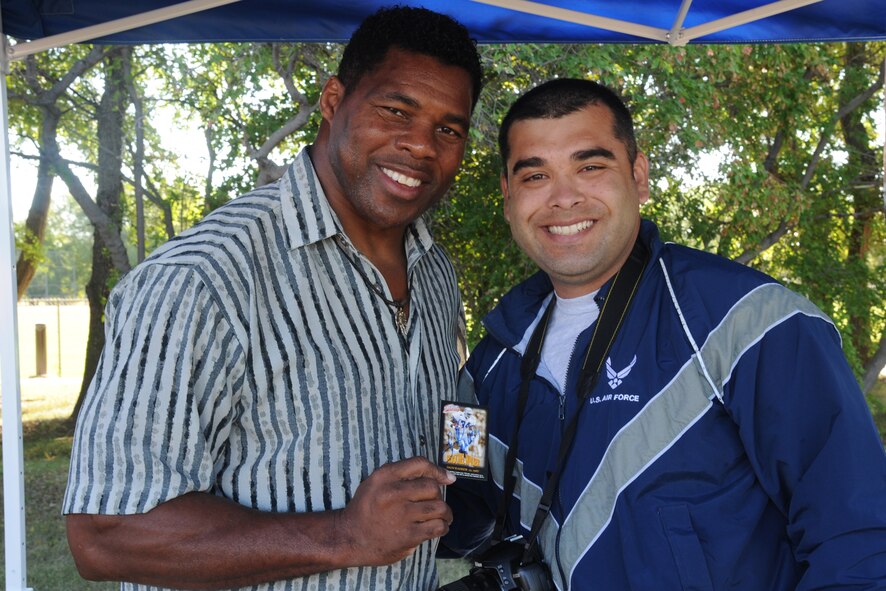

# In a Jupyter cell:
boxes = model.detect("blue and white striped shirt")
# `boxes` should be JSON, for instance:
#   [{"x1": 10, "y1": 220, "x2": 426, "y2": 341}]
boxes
[{"x1": 64, "y1": 148, "x2": 465, "y2": 590}]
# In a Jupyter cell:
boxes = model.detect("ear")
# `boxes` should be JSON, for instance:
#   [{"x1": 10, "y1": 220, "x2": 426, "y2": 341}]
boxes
[
  {"x1": 319, "y1": 76, "x2": 346, "y2": 123},
  {"x1": 633, "y1": 152, "x2": 650, "y2": 205},
  {"x1": 500, "y1": 173, "x2": 511, "y2": 223}
]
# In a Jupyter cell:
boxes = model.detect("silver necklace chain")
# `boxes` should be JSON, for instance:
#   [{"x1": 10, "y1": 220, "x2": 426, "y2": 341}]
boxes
[{"x1": 333, "y1": 235, "x2": 410, "y2": 335}]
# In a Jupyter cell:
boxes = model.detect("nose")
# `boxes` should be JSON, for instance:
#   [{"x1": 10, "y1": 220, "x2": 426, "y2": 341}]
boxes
[
  {"x1": 395, "y1": 123, "x2": 437, "y2": 160},
  {"x1": 547, "y1": 176, "x2": 584, "y2": 210}
]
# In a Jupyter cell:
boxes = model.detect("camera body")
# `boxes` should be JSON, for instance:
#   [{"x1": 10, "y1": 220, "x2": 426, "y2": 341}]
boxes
[{"x1": 438, "y1": 538, "x2": 554, "y2": 591}]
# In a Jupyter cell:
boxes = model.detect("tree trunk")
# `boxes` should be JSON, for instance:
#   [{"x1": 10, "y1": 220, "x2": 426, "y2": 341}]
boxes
[
  {"x1": 75, "y1": 49, "x2": 131, "y2": 414},
  {"x1": 15, "y1": 111, "x2": 59, "y2": 298},
  {"x1": 839, "y1": 43, "x2": 881, "y2": 368},
  {"x1": 14, "y1": 48, "x2": 108, "y2": 300},
  {"x1": 124, "y1": 56, "x2": 147, "y2": 263}
]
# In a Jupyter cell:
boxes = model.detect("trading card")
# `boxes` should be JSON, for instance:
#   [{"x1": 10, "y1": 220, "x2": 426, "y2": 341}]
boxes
[{"x1": 439, "y1": 401, "x2": 488, "y2": 480}]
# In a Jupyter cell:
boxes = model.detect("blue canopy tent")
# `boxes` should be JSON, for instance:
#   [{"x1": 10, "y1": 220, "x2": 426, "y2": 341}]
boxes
[
  {"x1": 3, "y1": 0, "x2": 886, "y2": 49},
  {"x1": 1, "y1": 0, "x2": 884, "y2": 588}
]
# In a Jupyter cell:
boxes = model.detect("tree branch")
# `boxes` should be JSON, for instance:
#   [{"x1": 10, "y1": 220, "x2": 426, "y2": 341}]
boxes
[
  {"x1": 53, "y1": 158, "x2": 131, "y2": 274},
  {"x1": 737, "y1": 59, "x2": 885, "y2": 265},
  {"x1": 248, "y1": 107, "x2": 316, "y2": 162}
]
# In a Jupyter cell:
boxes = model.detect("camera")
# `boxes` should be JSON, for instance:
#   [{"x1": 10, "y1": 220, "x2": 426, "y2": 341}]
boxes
[{"x1": 438, "y1": 538, "x2": 554, "y2": 591}]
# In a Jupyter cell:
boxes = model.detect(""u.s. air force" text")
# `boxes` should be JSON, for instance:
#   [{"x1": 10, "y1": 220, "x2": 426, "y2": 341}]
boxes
[{"x1": 588, "y1": 393, "x2": 640, "y2": 404}]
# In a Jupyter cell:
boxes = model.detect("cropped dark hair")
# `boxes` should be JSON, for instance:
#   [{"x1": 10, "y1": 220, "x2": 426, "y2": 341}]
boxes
[
  {"x1": 337, "y1": 6, "x2": 483, "y2": 108},
  {"x1": 498, "y1": 78, "x2": 637, "y2": 172}
]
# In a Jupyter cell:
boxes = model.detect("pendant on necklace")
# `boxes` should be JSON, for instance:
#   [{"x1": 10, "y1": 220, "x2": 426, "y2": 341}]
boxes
[{"x1": 395, "y1": 303, "x2": 409, "y2": 335}]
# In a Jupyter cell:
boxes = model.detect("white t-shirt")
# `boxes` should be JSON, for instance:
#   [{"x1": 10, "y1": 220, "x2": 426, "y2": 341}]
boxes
[{"x1": 538, "y1": 290, "x2": 600, "y2": 394}]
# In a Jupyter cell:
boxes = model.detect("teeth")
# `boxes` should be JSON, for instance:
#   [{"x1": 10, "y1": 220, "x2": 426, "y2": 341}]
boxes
[
  {"x1": 382, "y1": 167, "x2": 421, "y2": 188},
  {"x1": 548, "y1": 220, "x2": 593, "y2": 236}
]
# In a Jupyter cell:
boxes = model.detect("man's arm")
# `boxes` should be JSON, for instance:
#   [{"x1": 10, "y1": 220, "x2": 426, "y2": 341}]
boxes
[
  {"x1": 729, "y1": 313, "x2": 886, "y2": 587},
  {"x1": 67, "y1": 457, "x2": 455, "y2": 590}
]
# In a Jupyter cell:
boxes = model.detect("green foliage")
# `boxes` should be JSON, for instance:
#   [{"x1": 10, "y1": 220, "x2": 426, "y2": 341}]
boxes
[
  {"x1": 152, "y1": 43, "x2": 339, "y2": 209},
  {"x1": 6, "y1": 39, "x2": 885, "y2": 385},
  {"x1": 14, "y1": 222, "x2": 46, "y2": 268},
  {"x1": 432, "y1": 148, "x2": 537, "y2": 346}
]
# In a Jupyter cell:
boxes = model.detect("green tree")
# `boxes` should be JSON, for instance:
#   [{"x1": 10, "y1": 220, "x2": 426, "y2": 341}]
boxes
[
  {"x1": 8, "y1": 46, "x2": 108, "y2": 298},
  {"x1": 23, "y1": 195, "x2": 92, "y2": 298},
  {"x1": 153, "y1": 43, "x2": 339, "y2": 211}
]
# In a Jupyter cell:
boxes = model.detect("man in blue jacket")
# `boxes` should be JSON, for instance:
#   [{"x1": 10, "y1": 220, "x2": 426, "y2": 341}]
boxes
[{"x1": 442, "y1": 78, "x2": 886, "y2": 590}]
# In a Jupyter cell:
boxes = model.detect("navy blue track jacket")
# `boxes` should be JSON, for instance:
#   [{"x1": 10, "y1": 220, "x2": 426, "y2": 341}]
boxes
[{"x1": 443, "y1": 220, "x2": 886, "y2": 590}]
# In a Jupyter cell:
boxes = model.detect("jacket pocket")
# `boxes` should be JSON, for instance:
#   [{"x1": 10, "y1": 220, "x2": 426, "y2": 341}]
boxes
[{"x1": 658, "y1": 504, "x2": 714, "y2": 591}]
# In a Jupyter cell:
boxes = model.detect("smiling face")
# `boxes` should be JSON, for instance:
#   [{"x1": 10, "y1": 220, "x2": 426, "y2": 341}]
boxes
[
  {"x1": 501, "y1": 104, "x2": 650, "y2": 298},
  {"x1": 314, "y1": 47, "x2": 473, "y2": 242}
]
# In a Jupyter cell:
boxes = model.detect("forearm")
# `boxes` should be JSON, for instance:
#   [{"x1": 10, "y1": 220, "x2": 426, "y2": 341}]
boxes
[
  {"x1": 67, "y1": 457, "x2": 455, "y2": 589},
  {"x1": 66, "y1": 492, "x2": 358, "y2": 590}
]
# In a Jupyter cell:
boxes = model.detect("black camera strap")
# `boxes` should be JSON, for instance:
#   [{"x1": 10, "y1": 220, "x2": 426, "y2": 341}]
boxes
[
  {"x1": 491, "y1": 236, "x2": 649, "y2": 564},
  {"x1": 492, "y1": 296, "x2": 555, "y2": 542}
]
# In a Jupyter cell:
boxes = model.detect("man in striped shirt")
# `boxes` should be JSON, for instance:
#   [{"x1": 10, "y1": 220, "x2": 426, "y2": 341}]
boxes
[{"x1": 63, "y1": 7, "x2": 482, "y2": 590}]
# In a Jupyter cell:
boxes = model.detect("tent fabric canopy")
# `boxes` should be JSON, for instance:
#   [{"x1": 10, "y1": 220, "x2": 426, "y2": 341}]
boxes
[{"x1": 3, "y1": 0, "x2": 886, "y2": 48}]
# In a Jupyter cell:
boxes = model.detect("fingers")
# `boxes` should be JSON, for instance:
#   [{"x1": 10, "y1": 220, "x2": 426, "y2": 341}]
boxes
[
  {"x1": 381, "y1": 473, "x2": 450, "y2": 504},
  {"x1": 413, "y1": 498, "x2": 454, "y2": 529},
  {"x1": 339, "y1": 457, "x2": 458, "y2": 566},
  {"x1": 384, "y1": 499, "x2": 453, "y2": 552},
  {"x1": 383, "y1": 456, "x2": 456, "y2": 485}
]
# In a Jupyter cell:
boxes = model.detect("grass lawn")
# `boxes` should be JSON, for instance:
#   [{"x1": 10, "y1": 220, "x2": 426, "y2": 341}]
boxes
[
  {"x1": 2, "y1": 375, "x2": 883, "y2": 589},
  {"x1": 0, "y1": 377, "x2": 117, "y2": 590}
]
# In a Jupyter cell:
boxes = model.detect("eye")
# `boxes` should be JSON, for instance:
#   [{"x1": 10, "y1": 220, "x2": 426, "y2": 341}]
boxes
[
  {"x1": 581, "y1": 163, "x2": 604, "y2": 172},
  {"x1": 384, "y1": 107, "x2": 406, "y2": 117},
  {"x1": 522, "y1": 172, "x2": 547, "y2": 183},
  {"x1": 438, "y1": 126, "x2": 464, "y2": 140}
]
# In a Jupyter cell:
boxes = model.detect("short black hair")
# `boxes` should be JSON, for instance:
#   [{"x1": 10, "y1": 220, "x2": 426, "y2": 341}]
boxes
[
  {"x1": 337, "y1": 6, "x2": 483, "y2": 108},
  {"x1": 498, "y1": 78, "x2": 637, "y2": 172}
]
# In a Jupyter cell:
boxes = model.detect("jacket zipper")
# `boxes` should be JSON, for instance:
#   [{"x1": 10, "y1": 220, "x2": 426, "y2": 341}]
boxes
[{"x1": 558, "y1": 337, "x2": 581, "y2": 421}]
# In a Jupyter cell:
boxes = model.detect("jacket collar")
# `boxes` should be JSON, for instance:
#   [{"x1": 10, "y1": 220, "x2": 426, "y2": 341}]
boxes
[{"x1": 483, "y1": 219, "x2": 663, "y2": 351}]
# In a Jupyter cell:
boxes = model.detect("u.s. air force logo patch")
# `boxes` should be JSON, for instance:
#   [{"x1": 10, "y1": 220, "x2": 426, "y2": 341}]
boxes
[
  {"x1": 606, "y1": 355, "x2": 637, "y2": 389},
  {"x1": 589, "y1": 355, "x2": 641, "y2": 405}
]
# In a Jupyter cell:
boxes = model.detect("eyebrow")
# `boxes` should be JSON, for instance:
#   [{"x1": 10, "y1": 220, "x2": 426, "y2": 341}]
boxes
[
  {"x1": 574, "y1": 147, "x2": 616, "y2": 161},
  {"x1": 511, "y1": 147, "x2": 616, "y2": 175},
  {"x1": 511, "y1": 156, "x2": 545, "y2": 175},
  {"x1": 385, "y1": 91, "x2": 420, "y2": 108},
  {"x1": 384, "y1": 91, "x2": 470, "y2": 131}
]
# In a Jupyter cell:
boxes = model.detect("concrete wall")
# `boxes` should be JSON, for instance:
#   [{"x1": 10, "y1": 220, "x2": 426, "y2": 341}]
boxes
[{"x1": 16, "y1": 298, "x2": 89, "y2": 378}]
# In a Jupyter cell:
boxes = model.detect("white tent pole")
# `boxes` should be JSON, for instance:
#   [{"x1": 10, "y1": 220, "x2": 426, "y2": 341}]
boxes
[
  {"x1": 468, "y1": 0, "x2": 669, "y2": 43},
  {"x1": 668, "y1": 0, "x2": 695, "y2": 42},
  {"x1": 470, "y1": 0, "x2": 823, "y2": 46},
  {"x1": 676, "y1": 0, "x2": 822, "y2": 44},
  {"x1": 0, "y1": 35, "x2": 31, "y2": 591},
  {"x1": 7, "y1": 0, "x2": 243, "y2": 60}
]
